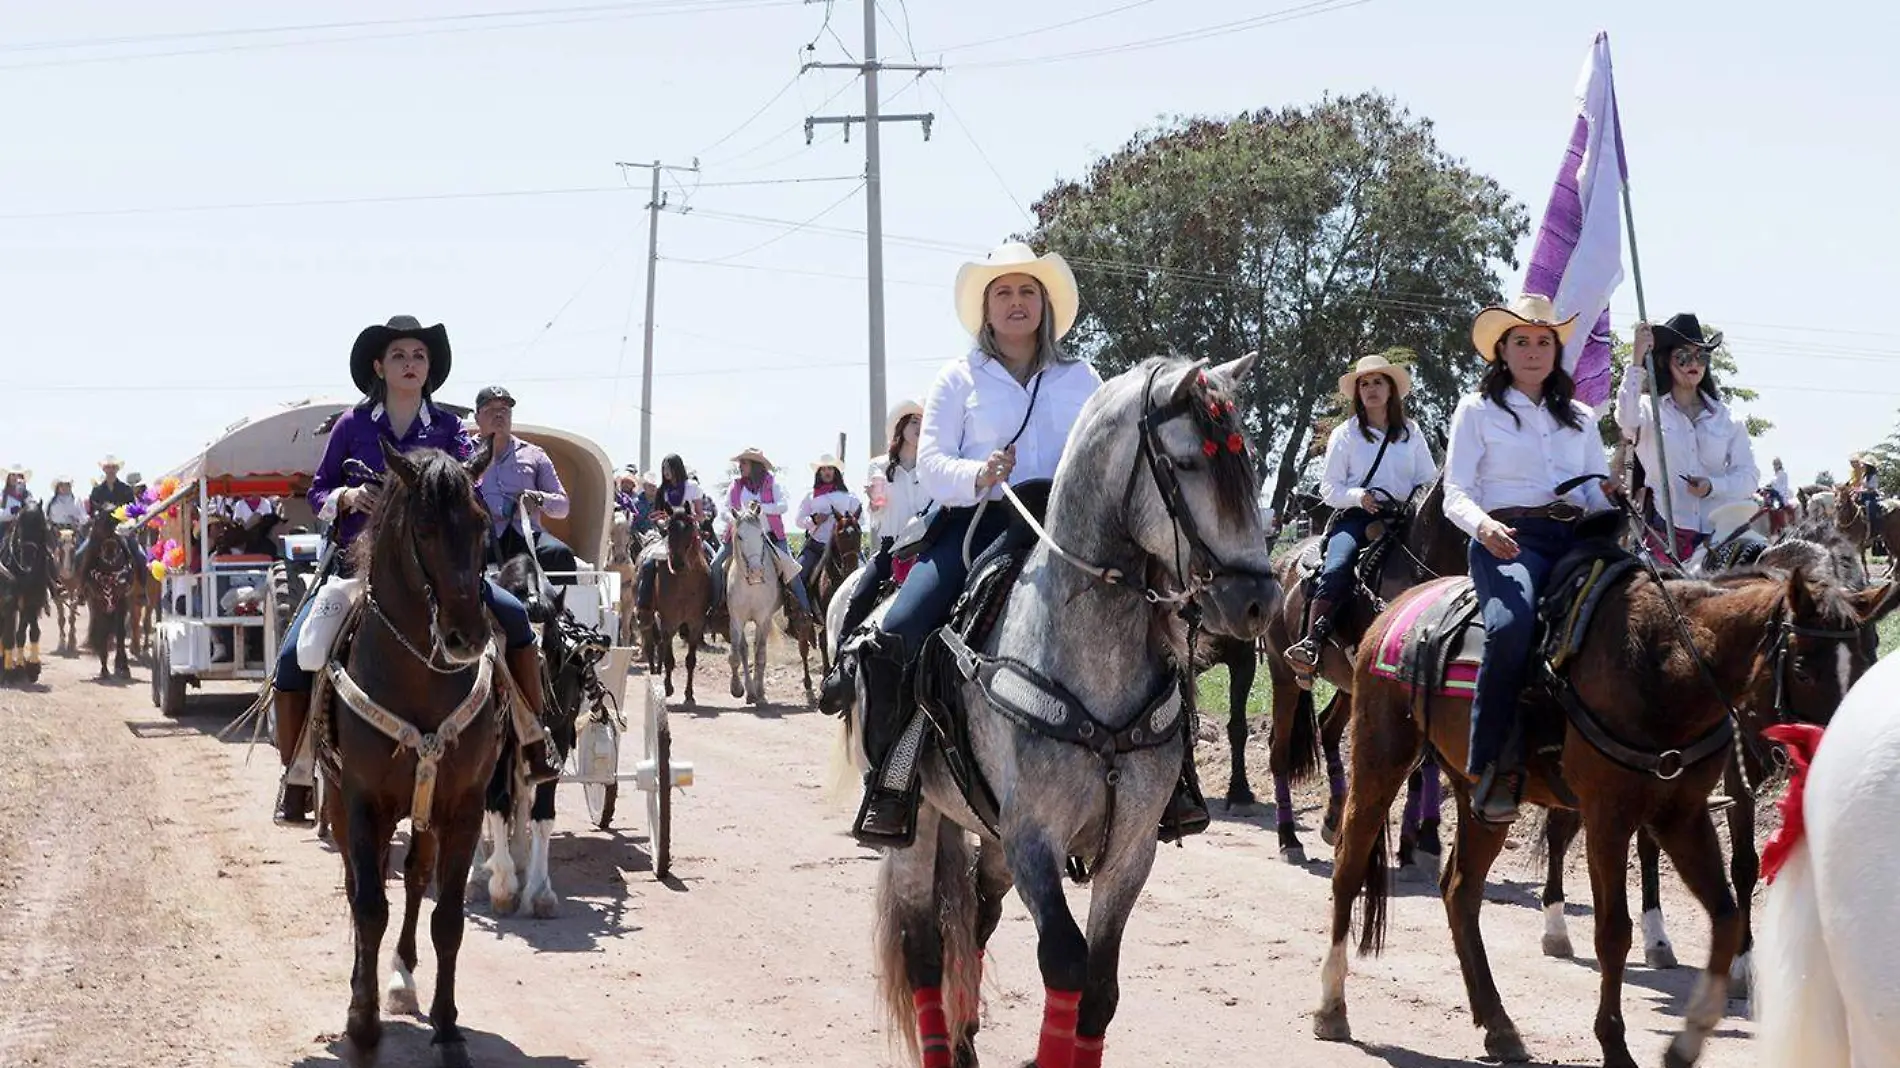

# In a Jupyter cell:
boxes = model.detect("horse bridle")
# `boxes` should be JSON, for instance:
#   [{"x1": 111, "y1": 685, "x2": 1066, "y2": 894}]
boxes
[{"x1": 345, "y1": 462, "x2": 481, "y2": 677}]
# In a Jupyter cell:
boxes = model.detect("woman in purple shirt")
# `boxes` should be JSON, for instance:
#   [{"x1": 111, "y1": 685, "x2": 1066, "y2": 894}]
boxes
[{"x1": 269, "y1": 316, "x2": 558, "y2": 826}]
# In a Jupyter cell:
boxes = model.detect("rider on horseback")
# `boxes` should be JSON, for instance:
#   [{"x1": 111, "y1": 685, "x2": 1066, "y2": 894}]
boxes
[
  {"x1": 847, "y1": 242, "x2": 1208, "y2": 846},
  {"x1": 268, "y1": 316, "x2": 560, "y2": 826},
  {"x1": 471, "y1": 385, "x2": 580, "y2": 584},
  {"x1": 46, "y1": 478, "x2": 85, "y2": 530},
  {"x1": 0, "y1": 466, "x2": 32, "y2": 530},
  {"x1": 795, "y1": 455, "x2": 862, "y2": 597},
  {"x1": 1284, "y1": 353, "x2": 1436, "y2": 680},
  {"x1": 704, "y1": 449, "x2": 814, "y2": 622},
  {"x1": 1851, "y1": 453, "x2": 1884, "y2": 548},
  {"x1": 1446, "y1": 295, "x2": 1617, "y2": 825}
]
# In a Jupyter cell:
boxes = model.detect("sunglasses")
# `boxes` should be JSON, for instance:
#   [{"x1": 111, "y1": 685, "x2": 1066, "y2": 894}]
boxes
[{"x1": 1671, "y1": 350, "x2": 1710, "y2": 368}]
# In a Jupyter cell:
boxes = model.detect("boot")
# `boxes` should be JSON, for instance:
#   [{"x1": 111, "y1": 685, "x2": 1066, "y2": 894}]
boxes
[
  {"x1": 273, "y1": 688, "x2": 314, "y2": 825},
  {"x1": 1471, "y1": 761, "x2": 1524, "y2": 825},
  {"x1": 1283, "y1": 596, "x2": 1336, "y2": 673},
  {"x1": 506, "y1": 645, "x2": 563, "y2": 786},
  {"x1": 852, "y1": 643, "x2": 919, "y2": 847},
  {"x1": 1158, "y1": 729, "x2": 1211, "y2": 843}
]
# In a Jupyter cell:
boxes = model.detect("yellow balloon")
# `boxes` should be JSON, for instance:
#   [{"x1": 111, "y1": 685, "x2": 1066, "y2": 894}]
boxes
[
  {"x1": 112, "y1": 505, "x2": 128, "y2": 522},
  {"x1": 148, "y1": 560, "x2": 167, "y2": 582}
]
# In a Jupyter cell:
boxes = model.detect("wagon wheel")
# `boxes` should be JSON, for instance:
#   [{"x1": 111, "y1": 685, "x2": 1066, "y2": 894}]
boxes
[
  {"x1": 577, "y1": 714, "x2": 620, "y2": 830},
  {"x1": 645, "y1": 676, "x2": 672, "y2": 880},
  {"x1": 156, "y1": 636, "x2": 187, "y2": 717}
]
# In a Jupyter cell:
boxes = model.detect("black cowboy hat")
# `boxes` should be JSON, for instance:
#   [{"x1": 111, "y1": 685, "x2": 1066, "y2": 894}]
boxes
[
  {"x1": 1652, "y1": 312, "x2": 1723, "y2": 355},
  {"x1": 350, "y1": 315, "x2": 452, "y2": 396}
]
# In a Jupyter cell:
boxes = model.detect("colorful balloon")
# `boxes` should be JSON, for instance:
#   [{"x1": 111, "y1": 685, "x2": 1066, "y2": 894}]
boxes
[{"x1": 149, "y1": 560, "x2": 167, "y2": 582}]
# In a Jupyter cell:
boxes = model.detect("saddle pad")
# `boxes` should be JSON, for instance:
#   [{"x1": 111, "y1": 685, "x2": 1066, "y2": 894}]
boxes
[
  {"x1": 298, "y1": 577, "x2": 364, "y2": 672},
  {"x1": 1366, "y1": 576, "x2": 1482, "y2": 699}
]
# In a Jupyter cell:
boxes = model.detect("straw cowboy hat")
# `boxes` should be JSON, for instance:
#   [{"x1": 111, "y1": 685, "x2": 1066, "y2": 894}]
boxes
[
  {"x1": 1471, "y1": 294, "x2": 1580, "y2": 361},
  {"x1": 731, "y1": 446, "x2": 774, "y2": 469},
  {"x1": 1338, "y1": 353, "x2": 1412, "y2": 401},
  {"x1": 886, "y1": 400, "x2": 924, "y2": 443},
  {"x1": 809, "y1": 453, "x2": 845, "y2": 473},
  {"x1": 99, "y1": 454, "x2": 123, "y2": 470},
  {"x1": 1708, "y1": 501, "x2": 1765, "y2": 544},
  {"x1": 954, "y1": 242, "x2": 1080, "y2": 340},
  {"x1": 1652, "y1": 311, "x2": 1723, "y2": 354},
  {"x1": 350, "y1": 315, "x2": 453, "y2": 396},
  {"x1": 4, "y1": 463, "x2": 30, "y2": 481}
]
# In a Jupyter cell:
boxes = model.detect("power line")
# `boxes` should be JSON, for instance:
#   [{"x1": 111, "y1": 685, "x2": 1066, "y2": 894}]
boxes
[
  {"x1": 956, "y1": 0, "x2": 1376, "y2": 70},
  {"x1": 683, "y1": 181, "x2": 866, "y2": 264},
  {"x1": 691, "y1": 71, "x2": 807, "y2": 158},
  {"x1": 658, "y1": 254, "x2": 938, "y2": 287},
  {"x1": 927, "y1": 0, "x2": 1166, "y2": 55}
]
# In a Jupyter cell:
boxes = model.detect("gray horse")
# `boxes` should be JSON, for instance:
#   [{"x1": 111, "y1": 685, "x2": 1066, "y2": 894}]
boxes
[{"x1": 840, "y1": 354, "x2": 1279, "y2": 1067}]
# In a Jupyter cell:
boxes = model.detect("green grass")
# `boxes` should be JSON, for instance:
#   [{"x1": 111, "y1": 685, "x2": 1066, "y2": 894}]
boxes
[{"x1": 1880, "y1": 610, "x2": 1900, "y2": 659}]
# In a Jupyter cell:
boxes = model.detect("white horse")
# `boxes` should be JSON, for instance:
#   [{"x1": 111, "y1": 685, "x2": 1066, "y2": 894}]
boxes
[
  {"x1": 725, "y1": 503, "x2": 780, "y2": 705},
  {"x1": 1756, "y1": 650, "x2": 1900, "y2": 1067}
]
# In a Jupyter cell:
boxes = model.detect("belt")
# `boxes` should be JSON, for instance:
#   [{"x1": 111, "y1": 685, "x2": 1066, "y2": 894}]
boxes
[{"x1": 1490, "y1": 502, "x2": 1584, "y2": 524}]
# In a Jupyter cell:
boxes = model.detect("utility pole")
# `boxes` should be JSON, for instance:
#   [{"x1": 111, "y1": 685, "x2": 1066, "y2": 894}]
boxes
[
  {"x1": 804, "y1": 0, "x2": 937, "y2": 453},
  {"x1": 616, "y1": 158, "x2": 699, "y2": 472}
]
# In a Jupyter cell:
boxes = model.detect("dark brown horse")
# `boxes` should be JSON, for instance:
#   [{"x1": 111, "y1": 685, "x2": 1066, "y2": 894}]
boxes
[
  {"x1": 1316, "y1": 556, "x2": 1895, "y2": 1067},
  {"x1": 808, "y1": 507, "x2": 865, "y2": 674},
  {"x1": 1833, "y1": 483, "x2": 1900, "y2": 573},
  {"x1": 0, "y1": 504, "x2": 53, "y2": 684},
  {"x1": 319, "y1": 440, "x2": 501, "y2": 1068},
  {"x1": 1251, "y1": 476, "x2": 1466, "y2": 864},
  {"x1": 640, "y1": 508, "x2": 712, "y2": 703},
  {"x1": 76, "y1": 510, "x2": 136, "y2": 679}
]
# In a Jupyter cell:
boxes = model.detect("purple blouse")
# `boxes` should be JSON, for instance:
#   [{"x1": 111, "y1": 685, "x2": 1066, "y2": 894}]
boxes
[{"x1": 309, "y1": 401, "x2": 473, "y2": 558}]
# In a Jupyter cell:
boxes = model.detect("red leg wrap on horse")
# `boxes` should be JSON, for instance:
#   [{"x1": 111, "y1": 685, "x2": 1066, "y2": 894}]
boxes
[
  {"x1": 1035, "y1": 988, "x2": 1082, "y2": 1068},
  {"x1": 913, "y1": 987, "x2": 953, "y2": 1068},
  {"x1": 1073, "y1": 1034, "x2": 1105, "y2": 1068}
]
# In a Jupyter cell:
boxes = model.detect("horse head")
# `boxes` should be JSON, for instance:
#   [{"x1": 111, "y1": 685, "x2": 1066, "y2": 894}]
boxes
[
  {"x1": 1054, "y1": 354, "x2": 1280, "y2": 642},
  {"x1": 662, "y1": 507, "x2": 702, "y2": 572},
  {"x1": 360, "y1": 437, "x2": 495, "y2": 665},
  {"x1": 609, "y1": 511, "x2": 633, "y2": 565},
  {"x1": 830, "y1": 507, "x2": 863, "y2": 563},
  {"x1": 1751, "y1": 559, "x2": 1900, "y2": 727}
]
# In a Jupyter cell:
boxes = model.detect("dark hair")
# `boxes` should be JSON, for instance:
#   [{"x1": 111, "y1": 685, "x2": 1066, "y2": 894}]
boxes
[
  {"x1": 1655, "y1": 340, "x2": 1721, "y2": 407},
  {"x1": 661, "y1": 454, "x2": 687, "y2": 487},
  {"x1": 885, "y1": 412, "x2": 920, "y2": 481},
  {"x1": 1482, "y1": 330, "x2": 1584, "y2": 431},
  {"x1": 1348, "y1": 374, "x2": 1411, "y2": 444},
  {"x1": 812, "y1": 466, "x2": 841, "y2": 493}
]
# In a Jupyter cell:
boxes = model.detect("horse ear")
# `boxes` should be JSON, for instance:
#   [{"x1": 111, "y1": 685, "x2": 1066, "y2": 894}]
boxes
[
  {"x1": 464, "y1": 438, "x2": 495, "y2": 482},
  {"x1": 1206, "y1": 351, "x2": 1260, "y2": 394},
  {"x1": 1784, "y1": 563, "x2": 1819, "y2": 621},
  {"x1": 1849, "y1": 580, "x2": 1900, "y2": 625},
  {"x1": 381, "y1": 438, "x2": 419, "y2": 486},
  {"x1": 1165, "y1": 358, "x2": 1210, "y2": 406}
]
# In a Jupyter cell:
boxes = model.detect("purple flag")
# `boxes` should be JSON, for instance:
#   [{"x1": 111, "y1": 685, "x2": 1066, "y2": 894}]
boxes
[{"x1": 1523, "y1": 32, "x2": 1627, "y2": 411}]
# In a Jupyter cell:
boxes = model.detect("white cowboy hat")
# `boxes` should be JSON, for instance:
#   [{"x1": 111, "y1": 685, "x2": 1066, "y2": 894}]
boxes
[
  {"x1": 1338, "y1": 353, "x2": 1413, "y2": 401},
  {"x1": 4, "y1": 463, "x2": 30, "y2": 480},
  {"x1": 98, "y1": 455, "x2": 123, "y2": 469},
  {"x1": 1708, "y1": 501, "x2": 1765, "y2": 544},
  {"x1": 641, "y1": 470, "x2": 658, "y2": 488},
  {"x1": 954, "y1": 242, "x2": 1080, "y2": 340},
  {"x1": 53, "y1": 475, "x2": 73, "y2": 488},
  {"x1": 731, "y1": 446, "x2": 773, "y2": 469},
  {"x1": 885, "y1": 400, "x2": 923, "y2": 443},
  {"x1": 809, "y1": 453, "x2": 845, "y2": 472},
  {"x1": 1471, "y1": 294, "x2": 1580, "y2": 362}
]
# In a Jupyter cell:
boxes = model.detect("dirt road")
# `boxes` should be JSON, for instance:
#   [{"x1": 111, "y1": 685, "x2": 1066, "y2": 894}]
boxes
[{"x1": 0, "y1": 646, "x2": 1755, "y2": 1067}]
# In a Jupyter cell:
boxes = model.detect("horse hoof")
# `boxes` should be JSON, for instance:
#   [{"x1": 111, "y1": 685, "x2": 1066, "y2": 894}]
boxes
[
  {"x1": 1541, "y1": 932, "x2": 1574, "y2": 959},
  {"x1": 433, "y1": 1040, "x2": 472, "y2": 1068},
  {"x1": 730, "y1": 680, "x2": 745, "y2": 698},
  {"x1": 531, "y1": 891, "x2": 559, "y2": 919},
  {"x1": 1279, "y1": 845, "x2": 1307, "y2": 865},
  {"x1": 384, "y1": 981, "x2": 420, "y2": 1017},
  {"x1": 1483, "y1": 1028, "x2": 1529, "y2": 1063},
  {"x1": 1729, "y1": 952, "x2": 1752, "y2": 1001},
  {"x1": 491, "y1": 891, "x2": 518, "y2": 917},
  {"x1": 1224, "y1": 787, "x2": 1256, "y2": 809},
  {"x1": 1320, "y1": 823, "x2": 1339, "y2": 848},
  {"x1": 1313, "y1": 1004, "x2": 1351, "y2": 1042},
  {"x1": 1645, "y1": 941, "x2": 1679, "y2": 970}
]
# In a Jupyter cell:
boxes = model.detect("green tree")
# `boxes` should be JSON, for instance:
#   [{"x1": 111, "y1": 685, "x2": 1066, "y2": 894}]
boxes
[
  {"x1": 1595, "y1": 324, "x2": 1771, "y2": 448},
  {"x1": 1023, "y1": 93, "x2": 1526, "y2": 512}
]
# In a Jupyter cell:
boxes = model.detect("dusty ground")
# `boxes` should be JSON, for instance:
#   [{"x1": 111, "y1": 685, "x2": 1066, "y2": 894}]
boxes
[{"x1": 0, "y1": 637, "x2": 1756, "y2": 1068}]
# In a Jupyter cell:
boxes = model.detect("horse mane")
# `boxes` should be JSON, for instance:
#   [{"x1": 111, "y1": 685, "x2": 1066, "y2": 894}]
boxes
[
  {"x1": 1146, "y1": 356, "x2": 1258, "y2": 526},
  {"x1": 350, "y1": 448, "x2": 487, "y2": 578}
]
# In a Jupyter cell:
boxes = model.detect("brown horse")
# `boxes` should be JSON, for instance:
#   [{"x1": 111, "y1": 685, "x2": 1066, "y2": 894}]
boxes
[
  {"x1": 0, "y1": 505, "x2": 53, "y2": 684},
  {"x1": 50, "y1": 526, "x2": 82, "y2": 655},
  {"x1": 1316, "y1": 555, "x2": 1895, "y2": 1067},
  {"x1": 319, "y1": 440, "x2": 501, "y2": 1068},
  {"x1": 807, "y1": 507, "x2": 865, "y2": 674},
  {"x1": 1252, "y1": 477, "x2": 1466, "y2": 864},
  {"x1": 640, "y1": 508, "x2": 712, "y2": 703},
  {"x1": 77, "y1": 511, "x2": 136, "y2": 679},
  {"x1": 1833, "y1": 483, "x2": 1900, "y2": 572}
]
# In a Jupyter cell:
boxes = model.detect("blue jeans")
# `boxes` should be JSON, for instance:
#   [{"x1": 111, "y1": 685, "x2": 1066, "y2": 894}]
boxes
[
  {"x1": 882, "y1": 506, "x2": 1013, "y2": 653},
  {"x1": 1466, "y1": 517, "x2": 1576, "y2": 775},
  {"x1": 274, "y1": 577, "x2": 533, "y2": 692},
  {"x1": 1315, "y1": 510, "x2": 1375, "y2": 603}
]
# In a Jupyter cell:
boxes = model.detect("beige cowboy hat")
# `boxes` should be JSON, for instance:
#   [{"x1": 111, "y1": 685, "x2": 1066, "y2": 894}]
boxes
[
  {"x1": 731, "y1": 446, "x2": 774, "y2": 469},
  {"x1": 641, "y1": 470, "x2": 658, "y2": 488},
  {"x1": 886, "y1": 400, "x2": 923, "y2": 443},
  {"x1": 98, "y1": 454, "x2": 123, "y2": 470},
  {"x1": 1338, "y1": 353, "x2": 1412, "y2": 401},
  {"x1": 1708, "y1": 501, "x2": 1765, "y2": 544},
  {"x1": 954, "y1": 242, "x2": 1080, "y2": 340},
  {"x1": 4, "y1": 463, "x2": 30, "y2": 480},
  {"x1": 809, "y1": 453, "x2": 845, "y2": 473},
  {"x1": 1471, "y1": 294, "x2": 1580, "y2": 362},
  {"x1": 53, "y1": 475, "x2": 73, "y2": 488}
]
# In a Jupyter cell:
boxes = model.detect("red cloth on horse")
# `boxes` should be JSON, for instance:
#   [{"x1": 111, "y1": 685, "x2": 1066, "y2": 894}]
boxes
[{"x1": 1760, "y1": 722, "x2": 1827, "y2": 884}]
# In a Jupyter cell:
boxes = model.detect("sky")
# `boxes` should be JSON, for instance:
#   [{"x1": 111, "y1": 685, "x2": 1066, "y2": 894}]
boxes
[{"x1": 4, "y1": 0, "x2": 1896, "y2": 503}]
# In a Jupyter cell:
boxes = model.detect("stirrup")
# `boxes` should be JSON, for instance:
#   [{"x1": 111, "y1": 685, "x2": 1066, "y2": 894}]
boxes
[
  {"x1": 852, "y1": 782, "x2": 918, "y2": 847},
  {"x1": 1472, "y1": 763, "x2": 1523, "y2": 825},
  {"x1": 1284, "y1": 638, "x2": 1320, "y2": 670},
  {"x1": 1158, "y1": 779, "x2": 1210, "y2": 844}
]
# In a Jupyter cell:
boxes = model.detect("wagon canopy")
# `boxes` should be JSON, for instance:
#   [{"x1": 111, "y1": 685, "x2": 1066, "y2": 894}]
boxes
[{"x1": 162, "y1": 398, "x2": 352, "y2": 498}]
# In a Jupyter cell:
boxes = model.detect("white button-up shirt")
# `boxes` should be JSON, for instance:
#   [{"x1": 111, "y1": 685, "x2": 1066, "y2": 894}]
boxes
[
  {"x1": 46, "y1": 493, "x2": 87, "y2": 527},
  {"x1": 918, "y1": 349, "x2": 1103, "y2": 508},
  {"x1": 866, "y1": 459, "x2": 930, "y2": 541},
  {"x1": 796, "y1": 488, "x2": 864, "y2": 545},
  {"x1": 1444, "y1": 389, "x2": 1613, "y2": 538},
  {"x1": 1318, "y1": 417, "x2": 1438, "y2": 511},
  {"x1": 1613, "y1": 367, "x2": 1758, "y2": 534}
]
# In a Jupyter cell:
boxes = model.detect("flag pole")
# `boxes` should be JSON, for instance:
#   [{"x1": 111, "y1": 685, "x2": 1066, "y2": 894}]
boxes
[{"x1": 1621, "y1": 178, "x2": 1675, "y2": 540}]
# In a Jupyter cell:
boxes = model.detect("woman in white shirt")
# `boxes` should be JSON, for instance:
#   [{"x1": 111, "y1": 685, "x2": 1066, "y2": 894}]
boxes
[
  {"x1": 795, "y1": 454, "x2": 863, "y2": 587},
  {"x1": 1286, "y1": 353, "x2": 1437, "y2": 675},
  {"x1": 849, "y1": 242, "x2": 1104, "y2": 845},
  {"x1": 45, "y1": 478, "x2": 86, "y2": 529},
  {"x1": 1444, "y1": 294, "x2": 1615, "y2": 824},
  {"x1": 1614, "y1": 312, "x2": 1756, "y2": 563},
  {"x1": 0, "y1": 468, "x2": 31, "y2": 528},
  {"x1": 866, "y1": 400, "x2": 927, "y2": 548}
]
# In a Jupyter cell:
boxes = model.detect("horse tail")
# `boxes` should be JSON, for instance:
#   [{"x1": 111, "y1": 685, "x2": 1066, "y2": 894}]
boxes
[
  {"x1": 1756, "y1": 839, "x2": 1849, "y2": 1066},
  {"x1": 874, "y1": 817, "x2": 980, "y2": 1068},
  {"x1": 1285, "y1": 685, "x2": 1323, "y2": 785},
  {"x1": 1356, "y1": 816, "x2": 1391, "y2": 958}
]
